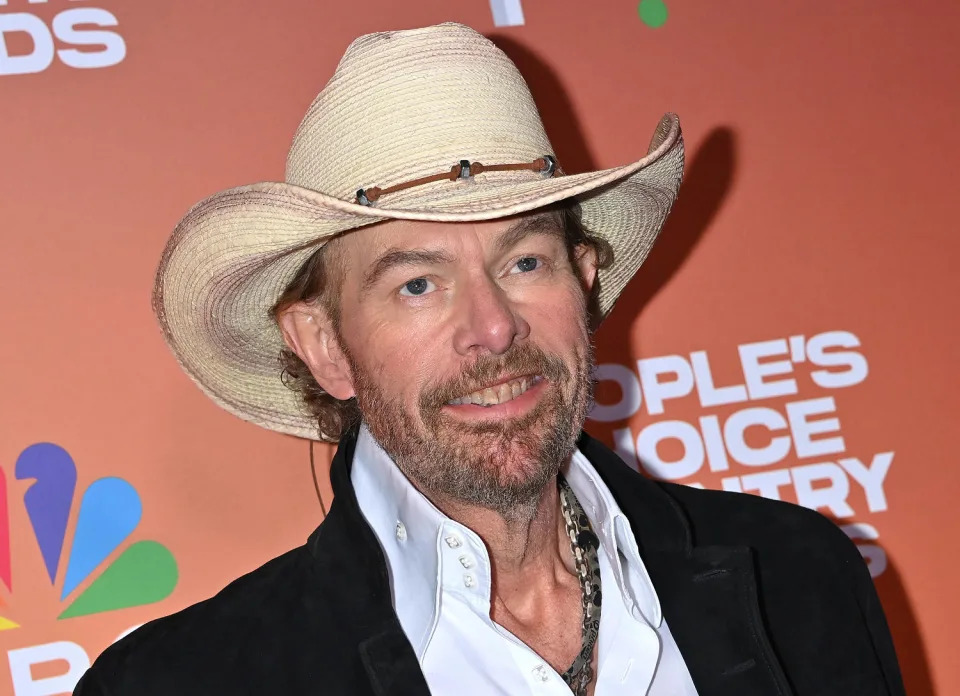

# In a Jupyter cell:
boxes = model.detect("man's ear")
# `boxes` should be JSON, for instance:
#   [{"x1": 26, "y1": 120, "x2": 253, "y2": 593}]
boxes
[
  {"x1": 277, "y1": 302, "x2": 356, "y2": 400},
  {"x1": 573, "y1": 243, "x2": 599, "y2": 293}
]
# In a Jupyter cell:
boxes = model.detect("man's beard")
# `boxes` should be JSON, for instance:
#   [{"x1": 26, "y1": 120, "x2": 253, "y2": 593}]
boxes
[{"x1": 348, "y1": 339, "x2": 595, "y2": 518}]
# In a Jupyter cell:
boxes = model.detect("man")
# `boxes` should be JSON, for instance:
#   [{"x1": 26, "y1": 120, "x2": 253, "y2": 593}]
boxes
[{"x1": 76, "y1": 22, "x2": 904, "y2": 696}]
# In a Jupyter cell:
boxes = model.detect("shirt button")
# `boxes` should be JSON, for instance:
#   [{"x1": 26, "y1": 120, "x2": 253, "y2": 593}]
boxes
[
  {"x1": 463, "y1": 573, "x2": 476, "y2": 589},
  {"x1": 444, "y1": 535, "x2": 462, "y2": 548},
  {"x1": 458, "y1": 555, "x2": 474, "y2": 569},
  {"x1": 395, "y1": 522, "x2": 407, "y2": 541}
]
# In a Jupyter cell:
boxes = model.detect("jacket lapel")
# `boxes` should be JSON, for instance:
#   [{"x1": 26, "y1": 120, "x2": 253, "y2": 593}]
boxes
[
  {"x1": 358, "y1": 630, "x2": 433, "y2": 696},
  {"x1": 579, "y1": 432, "x2": 794, "y2": 696}
]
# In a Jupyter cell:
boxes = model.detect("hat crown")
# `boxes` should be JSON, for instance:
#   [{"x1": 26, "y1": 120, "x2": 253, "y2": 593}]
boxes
[{"x1": 285, "y1": 23, "x2": 555, "y2": 200}]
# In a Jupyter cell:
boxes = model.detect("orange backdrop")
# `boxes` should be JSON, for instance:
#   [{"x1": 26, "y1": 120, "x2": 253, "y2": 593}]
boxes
[{"x1": 1, "y1": 1, "x2": 957, "y2": 694}]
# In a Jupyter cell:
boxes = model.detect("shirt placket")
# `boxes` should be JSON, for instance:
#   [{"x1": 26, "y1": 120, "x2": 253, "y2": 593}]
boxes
[{"x1": 439, "y1": 523, "x2": 573, "y2": 694}]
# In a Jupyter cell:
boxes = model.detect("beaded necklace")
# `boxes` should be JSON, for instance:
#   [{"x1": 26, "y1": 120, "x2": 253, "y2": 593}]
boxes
[{"x1": 557, "y1": 474, "x2": 602, "y2": 695}]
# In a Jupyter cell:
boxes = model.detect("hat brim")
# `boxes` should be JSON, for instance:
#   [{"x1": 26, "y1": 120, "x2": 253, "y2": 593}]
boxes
[{"x1": 153, "y1": 114, "x2": 684, "y2": 441}]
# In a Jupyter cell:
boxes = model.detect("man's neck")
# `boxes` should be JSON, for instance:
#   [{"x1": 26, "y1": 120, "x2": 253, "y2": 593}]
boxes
[
  {"x1": 428, "y1": 475, "x2": 577, "y2": 608},
  {"x1": 429, "y1": 471, "x2": 587, "y2": 679},
  {"x1": 410, "y1": 459, "x2": 588, "y2": 679}
]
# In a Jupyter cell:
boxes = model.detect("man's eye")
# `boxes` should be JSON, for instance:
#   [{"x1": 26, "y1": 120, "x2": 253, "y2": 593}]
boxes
[
  {"x1": 399, "y1": 278, "x2": 435, "y2": 296},
  {"x1": 511, "y1": 257, "x2": 541, "y2": 274}
]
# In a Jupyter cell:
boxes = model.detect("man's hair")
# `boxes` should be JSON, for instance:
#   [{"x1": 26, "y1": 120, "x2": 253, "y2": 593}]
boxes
[{"x1": 269, "y1": 200, "x2": 612, "y2": 441}]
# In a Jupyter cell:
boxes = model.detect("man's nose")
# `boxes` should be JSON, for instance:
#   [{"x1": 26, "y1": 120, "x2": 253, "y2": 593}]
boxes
[{"x1": 452, "y1": 275, "x2": 530, "y2": 356}]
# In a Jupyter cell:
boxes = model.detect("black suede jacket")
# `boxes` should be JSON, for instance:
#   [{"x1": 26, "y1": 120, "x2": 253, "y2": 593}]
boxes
[{"x1": 75, "y1": 429, "x2": 905, "y2": 695}]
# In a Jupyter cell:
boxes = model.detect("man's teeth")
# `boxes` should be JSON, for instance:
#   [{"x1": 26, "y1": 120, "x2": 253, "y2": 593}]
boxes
[{"x1": 448, "y1": 377, "x2": 535, "y2": 406}]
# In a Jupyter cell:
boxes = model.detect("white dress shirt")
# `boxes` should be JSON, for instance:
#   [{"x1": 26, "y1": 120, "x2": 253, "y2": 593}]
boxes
[{"x1": 351, "y1": 425, "x2": 700, "y2": 695}]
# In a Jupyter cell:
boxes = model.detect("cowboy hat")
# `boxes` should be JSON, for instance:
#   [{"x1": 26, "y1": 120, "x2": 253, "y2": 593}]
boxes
[{"x1": 152, "y1": 22, "x2": 684, "y2": 441}]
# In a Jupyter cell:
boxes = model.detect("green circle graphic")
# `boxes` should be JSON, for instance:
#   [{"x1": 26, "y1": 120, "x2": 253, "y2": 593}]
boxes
[{"x1": 638, "y1": 0, "x2": 669, "y2": 28}]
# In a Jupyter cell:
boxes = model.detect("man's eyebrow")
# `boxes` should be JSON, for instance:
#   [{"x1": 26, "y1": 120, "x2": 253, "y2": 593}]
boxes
[
  {"x1": 493, "y1": 214, "x2": 565, "y2": 256},
  {"x1": 361, "y1": 248, "x2": 455, "y2": 293}
]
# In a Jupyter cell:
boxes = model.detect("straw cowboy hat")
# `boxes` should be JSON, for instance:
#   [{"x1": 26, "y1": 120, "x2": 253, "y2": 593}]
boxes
[{"x1": 152, "y1": 21, "x2": 685, "y2": 441}]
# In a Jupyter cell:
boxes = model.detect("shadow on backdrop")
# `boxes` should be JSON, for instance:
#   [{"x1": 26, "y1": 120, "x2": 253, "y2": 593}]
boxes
[
  {"x1": 491, "y1": 30, "x2": 935, "y2": 696},
  {"x1": 591, "y1": 125, "x2": 736, "y2": 382},
  {"x1": 881, "y1": 558, "x2": 936, "y2": 694},
  {"x1": 820, "y1": 517, "x2": 936, "y2": 696}
]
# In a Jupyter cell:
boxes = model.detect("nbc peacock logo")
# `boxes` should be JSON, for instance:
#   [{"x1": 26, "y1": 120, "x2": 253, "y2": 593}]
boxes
[{"x1": 0, "y1": 443, "x2": 178, "y2": 630}]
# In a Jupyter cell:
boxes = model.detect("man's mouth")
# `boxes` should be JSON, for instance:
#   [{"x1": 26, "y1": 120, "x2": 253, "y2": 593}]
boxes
[{"x1": 446, "y1": 375, "x2": 543, "y2": 407}]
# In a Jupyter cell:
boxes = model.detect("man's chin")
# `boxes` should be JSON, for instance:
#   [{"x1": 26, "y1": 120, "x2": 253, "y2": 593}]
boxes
[
  {"x1": 431, "y1": 441, "x2": 561, "y2": 515},
  {"x1": 371, "y1": 406, "x2": 581, "y2": 516},
  {"x1": 437, "y1": 417, "x2": 574, "y2": 470}
]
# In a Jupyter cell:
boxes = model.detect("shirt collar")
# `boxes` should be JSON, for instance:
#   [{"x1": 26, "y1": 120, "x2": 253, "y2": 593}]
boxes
[
  {"x1": 350, "y1": 425, "x2": 663, "y2": 660},
  {"x1": 564, "y1": 448, "x2": 663, "y2": 627},
  {"x1": 350, "y1": 425, "x2": 447, "y2": 659}
]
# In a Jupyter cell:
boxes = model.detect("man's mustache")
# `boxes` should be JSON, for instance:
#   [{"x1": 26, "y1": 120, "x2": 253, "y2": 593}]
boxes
[{"x1": 419, "y1": 344, "x2": 571, "y2": 411}]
